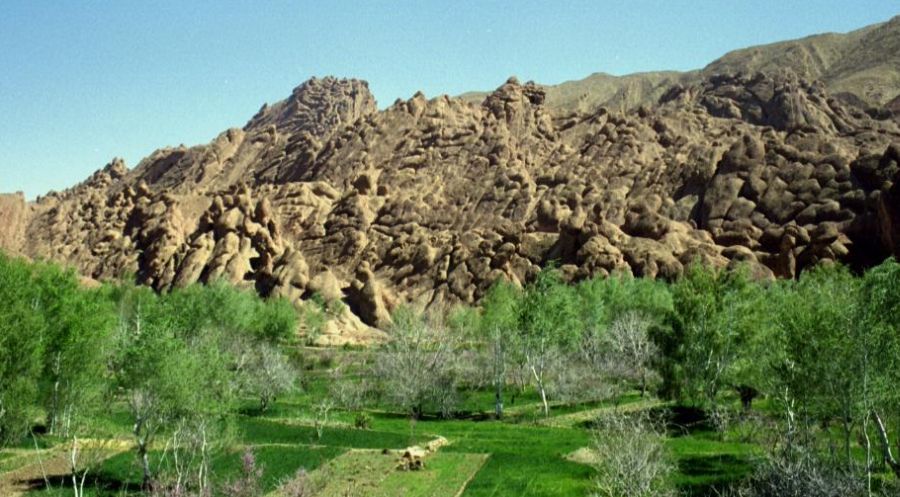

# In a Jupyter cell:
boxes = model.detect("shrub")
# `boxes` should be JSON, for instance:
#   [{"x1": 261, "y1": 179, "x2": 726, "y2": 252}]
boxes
[
  {"x1": 279, "y1": 468, "x2": 315, "y2": 497},
  {"x1": 220, "y1": 450, "x2": 263, "y2": 497},
  {"x1": 591, "y1": 411, "x2": 674, "y2": 497},
  {"x1": 724, "y1": 454, "x2": 870, "y2": 497},
  {"x1": 354, "y1": 412, "x2": 372, "y2": 430}
]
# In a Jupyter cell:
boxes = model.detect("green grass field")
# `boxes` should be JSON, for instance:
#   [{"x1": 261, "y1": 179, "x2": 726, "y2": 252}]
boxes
[
  {"x1": 4, "y1": 368, "x2": 816, "y2": 497},
  {"x1": 7, "y1": 392, "x2": 770, "y2": 497}
]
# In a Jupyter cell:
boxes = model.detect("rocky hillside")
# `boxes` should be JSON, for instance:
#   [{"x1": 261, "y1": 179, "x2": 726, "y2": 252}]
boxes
[
  {"x1": 2, "y1": 21, "x2": 900, "y2": 339},
  {"x1": 462, "y1": 15, "x2": 900, "y2": 113}
]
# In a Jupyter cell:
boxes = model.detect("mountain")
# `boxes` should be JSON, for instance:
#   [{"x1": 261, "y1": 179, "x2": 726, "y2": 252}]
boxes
[
  {"x1": 2, "y1": 18, "x2": 900, "y2": 342},
  {"x1": 461, "y1": 15, "x2": 900, "y2": 113}
]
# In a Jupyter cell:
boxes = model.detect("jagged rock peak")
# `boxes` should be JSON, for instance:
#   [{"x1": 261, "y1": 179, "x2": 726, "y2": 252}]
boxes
[
  {"x1": 484, "y1": 76, "x2": 546, "y2": 106},
  {"x1": 244, "y1": 76, "x2": 377, "y2": 137},
  {"x1": 102, "y1": 157, "x2": 128, "y2": 178}
]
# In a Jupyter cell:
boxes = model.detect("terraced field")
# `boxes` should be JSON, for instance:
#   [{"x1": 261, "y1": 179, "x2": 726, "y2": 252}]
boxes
[{"x1": 2, "y1": 375, "x2": 762, "y2": 497}]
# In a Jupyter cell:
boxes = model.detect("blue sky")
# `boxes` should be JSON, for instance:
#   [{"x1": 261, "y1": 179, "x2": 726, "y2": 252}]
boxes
[{"x1": 1, "y1": 1, "x2": 897, "y2": 198}]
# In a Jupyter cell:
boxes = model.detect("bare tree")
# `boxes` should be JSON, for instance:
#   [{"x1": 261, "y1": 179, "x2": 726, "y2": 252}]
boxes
[
  {"x1": 236, "y1": 342, "x2": 297, "y2": 413},
  {"x1": 605, "y1": 311, "x2": 657, "y2": 396},
  {"x1": 68, "y1": 436, "x2": 114, "y2": 497},
  {"x1": 313, "y1": 397, "x2": 334, "y2": 440},
  {"x1": 553, "y1": 355, "x2": 619, "y2": 407},
  {"x1": 591, "y1": 411, "x2": 674, "y2": 497},
  {"x1": 373, "y1": 307, "x2": 460, "y2": 420}
]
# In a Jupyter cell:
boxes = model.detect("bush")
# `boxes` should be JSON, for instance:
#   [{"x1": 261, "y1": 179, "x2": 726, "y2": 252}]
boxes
[
  {"x1": 279, "y1": 468, "x2": 315, "y2": 497},
  {"x1": 591, "y1": 411, "x2": 674, "y2": 497},
  {"x1": 353, "y1": 412, "x2": 372, "y2": 430},
  {"x1": 220, "y1": 449, "x2": 263, "y2": 497},
  {"x1": 723, "y1": 454, "x2": 874, "y2": 497}
]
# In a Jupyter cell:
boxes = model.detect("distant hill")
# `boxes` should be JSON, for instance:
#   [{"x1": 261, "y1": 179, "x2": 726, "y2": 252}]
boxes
[{"x1": 461, "y1": 15, "x2": 900, "y2": 112}]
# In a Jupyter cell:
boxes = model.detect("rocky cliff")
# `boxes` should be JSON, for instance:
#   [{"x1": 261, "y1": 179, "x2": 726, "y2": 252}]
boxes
[{"x1": 3, "y1": 31, "x2": 900, "y2": 338}]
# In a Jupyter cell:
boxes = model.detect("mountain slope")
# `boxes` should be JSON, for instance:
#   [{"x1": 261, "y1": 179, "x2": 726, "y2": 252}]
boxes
[
  {"x1": 2, "y1": 19, "x2": 900, "y2": 338},
  {"x1": 704, "y1": 16, "x2": 900, "y2": 105},
  {"x1": 462, "y1": 15, "x2": 900, "y2": 112}
]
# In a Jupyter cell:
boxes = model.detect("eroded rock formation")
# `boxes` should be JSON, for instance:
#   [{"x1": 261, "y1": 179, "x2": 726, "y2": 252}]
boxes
[{"x1": 2, "y1": 71, "x2": 899, "y2": 332}]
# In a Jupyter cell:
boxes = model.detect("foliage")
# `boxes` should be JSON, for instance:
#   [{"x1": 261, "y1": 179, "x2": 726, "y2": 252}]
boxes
[
  {"x1": 8, "y1": 250, "x2": 900, "y2": 496},
  {"x1": 353, "y1": 411, "x2": 372, "y2": 430},
  {"x1": 0, "y1": 254, "x2": 48, "y2": 444},
  {"x1": 657, "y1": 264, "x2": 768, "y2": 405},
  {"x1": 162, "y1": 280, "x2": 297, "y2": 343},
  {"x1": 478, "y1": 280, "x2": 522, "y2": 418},
  {"x1": 517, "y1": 268, "x2": 582, "y2": 416},
  {"x1": 0, "y1": 253, "x2": 116, "y2": 445}
]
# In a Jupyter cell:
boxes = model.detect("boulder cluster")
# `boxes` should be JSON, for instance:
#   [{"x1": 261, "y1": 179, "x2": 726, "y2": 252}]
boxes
[{"x1": 2, "y1": 72, "x2": 899, "y2": 335}]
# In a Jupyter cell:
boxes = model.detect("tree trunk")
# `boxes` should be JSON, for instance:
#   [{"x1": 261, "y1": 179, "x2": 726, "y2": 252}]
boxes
[
  {"x1": 139, "y1": 443, "x2": 152, "y2": 489},
  {"x1": 493, "y1": 337, "x2": 505, "y2": 419},
  {"x1": 494, "y1": 381, "x2": 503, "y2": 419},
  {"x1": 50, "y1": 352, "x2": 61, "y2": 435},
  {"x1": 70, "y1": 436, "x2": 79, "y2": 497},
  {"x1": 737, "y1": 385, "x2": 757, "y2": 412},
  {"x1": 873, "y1": 410, "x2": 900, "y2": 478},
  {"x1": 640, "y1": 370, "x2": 646, "y2": 398},
  {"x1": 530, "y1": 362, "x2": 549, "y2": 418},
  {"x1": 864, "y1": 413, "x2": 873, "y2": 497},
  {"x1": 538, "y1": 383, "x2": 549, "y2": 418},
  {"x1": 842, "y1": 411, "x2": 853, "y2": 470}
]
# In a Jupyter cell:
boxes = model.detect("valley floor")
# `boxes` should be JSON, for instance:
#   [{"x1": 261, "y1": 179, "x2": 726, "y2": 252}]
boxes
[{"x1": 1, "y1": 373, "x2": 766, "y2": 497}]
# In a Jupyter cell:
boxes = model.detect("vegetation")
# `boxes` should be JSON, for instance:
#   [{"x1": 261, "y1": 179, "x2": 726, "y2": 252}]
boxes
[{"x1": 2, "y1": 250, "x2": 900, "y2": 496}]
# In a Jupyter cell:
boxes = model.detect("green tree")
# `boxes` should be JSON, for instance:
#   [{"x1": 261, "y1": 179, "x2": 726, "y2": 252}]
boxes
[
  {"x1": 479, "y1": 280, "x2": 521, "y2": 419},
  {"x1": 111, "y1": 284, "x2": 236, "y2": 488},
  {"x1": 575, "y1": 274, "x2": 673, "y2": 397},
  {"x1": 0, "y1": 254, "x2": 45, "y2": 445},
  {"x1": 162, "y1": 280, "x2": 296, "y2": 343},
  {"x1": 32, "y1": 265, "x2": 116, "y2": 436},
  {"x1": 517, "y1": 268, "x2": 581, "y2": 417},
  {"x1": 773, "y1": 264, "x2": 863, "y2": 467},
  {"x1": 658, "y1": 264, "x2": 765, "y2": 407},
  {"x1": 854, "y1": 259, "x2": 900, "y2": 478}
]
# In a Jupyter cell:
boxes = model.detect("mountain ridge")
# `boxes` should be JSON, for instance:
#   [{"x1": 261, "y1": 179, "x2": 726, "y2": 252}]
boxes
[
  {"x1": 2, "y1": 17, "x2": 900, "y2": 342},
  {"x1": 461, "y1": 15, "x2": 900, "y2": 113}
]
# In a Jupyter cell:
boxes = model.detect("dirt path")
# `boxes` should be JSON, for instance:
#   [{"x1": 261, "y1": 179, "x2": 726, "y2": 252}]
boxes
[
  {"x1": 537, "y1": 398, "x2": 664, "y2": 429},
  {"x1": 0, "y1": 440, "x2": 130, "y2": 497},
  {"x1": 0, "y1": 449, "x2": 73, "y2": 496}
]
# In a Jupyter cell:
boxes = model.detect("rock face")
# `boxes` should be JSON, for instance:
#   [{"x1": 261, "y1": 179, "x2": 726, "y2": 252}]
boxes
[
  {"x1": 3, "y1": 68, "x2": 900, "y2": 330},
  {"x1": 0, "y1": 192, "x2": 28, "y2": 254}
]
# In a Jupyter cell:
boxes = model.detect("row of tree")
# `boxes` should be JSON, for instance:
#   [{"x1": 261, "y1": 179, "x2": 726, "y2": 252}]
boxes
[
  {"x1": 0, "y1": 253, "x2": 299, "y2": 493},
  {"x1": 3, "y1": 250, "x2": 900, "y2": 495},
  {"x1": 365, "y1": 259, "x2": 900, "y2": 483}
]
